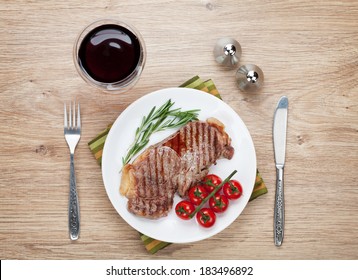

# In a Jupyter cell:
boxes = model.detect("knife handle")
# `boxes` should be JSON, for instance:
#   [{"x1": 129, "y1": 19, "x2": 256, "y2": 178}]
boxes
[{"x1": 274, "y1": 165, "x2": 284, "y2": 246}]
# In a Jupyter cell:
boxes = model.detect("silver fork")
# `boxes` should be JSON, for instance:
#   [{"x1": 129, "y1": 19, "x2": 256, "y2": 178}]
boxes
[{"x1": 64, "y1": 102, "x2": 81, "y2": 240}]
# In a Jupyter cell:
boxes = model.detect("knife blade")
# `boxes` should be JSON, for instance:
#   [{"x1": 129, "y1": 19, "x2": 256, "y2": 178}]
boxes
[{"x1": 273, "y1": 96, "x2": 288, "y2": 246}]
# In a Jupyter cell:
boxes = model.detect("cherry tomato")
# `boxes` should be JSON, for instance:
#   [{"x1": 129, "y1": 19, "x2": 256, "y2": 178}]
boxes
[
  {"x1": 202, "y1": 174, "x2": 222, "y2": 194},
  {"x1": 223, "y1": 180, "x2": 243, "y2": 200},
  {"x1": 188, "y1": 185, "x2": 208, "y2": 205},
  {"x1": 209, "y1": 193, "x2": 229, "y2": 213},
  {"x1": 196, "y1": 208, "x2": 216, "y2": 228},
  {"x1": 175, "y1": 200, "x2": 195, "y2": 220}
]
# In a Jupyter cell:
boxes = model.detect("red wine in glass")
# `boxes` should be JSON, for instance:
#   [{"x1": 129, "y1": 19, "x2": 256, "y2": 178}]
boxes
[{"x1": 78, "y1": 24, "x2": 141, "y2": 84}]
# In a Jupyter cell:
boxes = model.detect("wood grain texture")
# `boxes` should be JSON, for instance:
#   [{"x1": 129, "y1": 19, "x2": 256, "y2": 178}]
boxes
[{"x1": 0, "y1": 0, "x2": 357, "y2": 259}]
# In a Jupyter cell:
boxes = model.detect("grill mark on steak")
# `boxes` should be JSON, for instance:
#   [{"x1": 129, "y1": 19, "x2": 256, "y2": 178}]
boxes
[
  {"x1": 149, "y1": 148, "x2": 157, "y2": 197},
  {"x1": 209, "y1": 124, "x2": 214, "y2": 164},
  {"x1": 203, "y1": 122, "x2": 209, "y2": 167},
  {"x1": 179, "y1": 125, "x2": 185, "y2": 156},
  {"x1": 120, "y1": 118, "x2": 234, "y2": 219},
  {"x1": 214, "y1": 128, "x2": 219, "y2": 160},
  {"x1": 145, "y1": 153, "x2": 152, "y2": 197},
  {"x1": 155, "y1": 147, "x2": 161, "y2": 196},
  {"x1": 138, "y1": 162, "x2": 145, "y2": 198},
  {"x1": 198, "y1": 122, "x2": 204, "y2": 170},
  {"x1": 191, "y1": 122, "x2": 198, "y2": 175}
]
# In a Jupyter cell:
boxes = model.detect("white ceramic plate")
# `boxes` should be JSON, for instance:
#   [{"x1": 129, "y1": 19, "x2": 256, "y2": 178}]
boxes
[{"x1": 102, "y1": 87, "x2": 256, "y2": 243}]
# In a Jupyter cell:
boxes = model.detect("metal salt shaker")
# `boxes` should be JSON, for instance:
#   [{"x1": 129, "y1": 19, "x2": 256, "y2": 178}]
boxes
[
  {"x1": 236, "y1": 64, "x2": 264, "y2": 92},
  {"x1": 213, "y1": 38, "x2": 242, "y2": 68}
]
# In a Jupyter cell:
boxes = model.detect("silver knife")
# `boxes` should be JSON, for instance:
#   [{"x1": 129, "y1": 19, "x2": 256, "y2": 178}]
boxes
[{"x1": 273, "y1": 96, "x2": 288, "y2": 246}]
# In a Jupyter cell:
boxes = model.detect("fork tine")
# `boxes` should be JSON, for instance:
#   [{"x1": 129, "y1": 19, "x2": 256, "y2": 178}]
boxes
[
  {"x1": 64, "y1": 103, "x2": 67, "y2": 128},
  {"x1": 73, "y1": 101, "x2": 76, "y2": 128},
  {"x1": 69, "y1": 102, "x2": 72, "y2": 128},
  {"x1": 77, "y1": 102, "x2": 81, "y2": 129}
]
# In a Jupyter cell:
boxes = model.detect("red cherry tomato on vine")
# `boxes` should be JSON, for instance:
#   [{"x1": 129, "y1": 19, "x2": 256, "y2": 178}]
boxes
[
  {"x1": 202, "y1": 174, "x2": 222, "y2": 194},
  {"x1": 196, "y1": 208, "x2": 216, "y2": 228},
  {"x1": 188, "y1": 185, "x2": 208, "y2": 205},
  {"x1": 175, "y1": 200, "x2": 195, "y2": 220},
  {"x1": 223, "y1": 180, "x2": 243, "y2": 200},
  {"x1": 209, "y1": 193, "x2": 229, "y2": 213}
]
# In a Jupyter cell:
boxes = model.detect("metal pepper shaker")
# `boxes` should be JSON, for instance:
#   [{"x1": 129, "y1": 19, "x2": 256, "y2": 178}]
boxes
[
  {"x1": 236, "y1": 64, "x2": 264, "y2": 92},
  {"x1": 213, "y1": 38, "x2": 242, "y2": 68}
]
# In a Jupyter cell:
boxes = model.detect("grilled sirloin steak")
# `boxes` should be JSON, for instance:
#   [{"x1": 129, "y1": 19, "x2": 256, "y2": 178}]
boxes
[{"x1": 120, "y1": 117, "x2": 234, "y2": 219}]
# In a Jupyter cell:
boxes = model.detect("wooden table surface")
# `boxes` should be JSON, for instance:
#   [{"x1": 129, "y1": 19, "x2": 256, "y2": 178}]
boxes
[{"x1": 1, "y1": 0, "x2": 357, "y2": 260}]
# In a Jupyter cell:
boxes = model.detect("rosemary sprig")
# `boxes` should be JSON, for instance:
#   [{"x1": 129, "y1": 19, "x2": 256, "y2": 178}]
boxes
[{"x1": 122, "y1": 99, "x2": 200, "y2": 166}]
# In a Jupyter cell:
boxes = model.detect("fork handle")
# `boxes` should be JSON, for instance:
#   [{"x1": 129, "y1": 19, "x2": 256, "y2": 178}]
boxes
[{"x1": 69, "y1": 153, "x2": 80, "y2": 240}]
